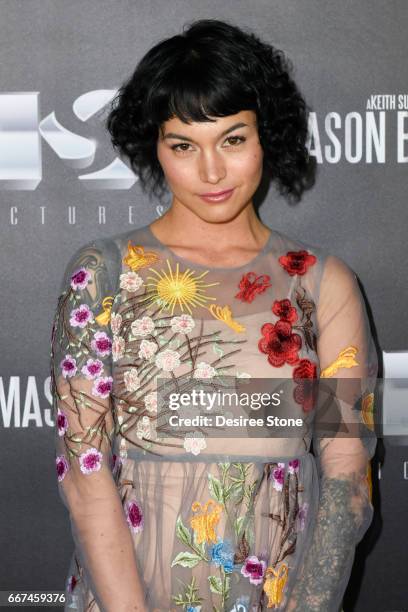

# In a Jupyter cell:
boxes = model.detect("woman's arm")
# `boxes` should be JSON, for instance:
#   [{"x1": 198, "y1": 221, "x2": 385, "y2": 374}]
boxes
[
  {"x1": 51, "y1": 241, "x2": 147, "y2": 612},
  {"x1": 287, "y1": 255, "x2": 378, "y2": 611}
]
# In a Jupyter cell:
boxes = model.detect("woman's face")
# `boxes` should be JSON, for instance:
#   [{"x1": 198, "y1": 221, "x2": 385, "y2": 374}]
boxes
[{"x1": 156, "y1": 110, "x2": 264, "y2": 223}]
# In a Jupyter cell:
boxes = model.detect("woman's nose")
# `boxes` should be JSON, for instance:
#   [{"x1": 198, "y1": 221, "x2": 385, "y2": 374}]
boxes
[{"x1": 198, "y1": 150, "x2": 227, "y2": 184}]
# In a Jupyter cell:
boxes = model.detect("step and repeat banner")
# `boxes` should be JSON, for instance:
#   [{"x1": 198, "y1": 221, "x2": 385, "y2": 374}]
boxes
[{"x1": 1, "y1": 1, "x2": 407, "y2": 611}]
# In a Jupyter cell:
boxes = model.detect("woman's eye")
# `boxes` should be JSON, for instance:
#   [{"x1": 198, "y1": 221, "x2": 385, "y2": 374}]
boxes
[
  {"x1": 171, "y1": 143, "x2": 192, "y2": 152},
  {"x1": 224, "y1": 135, "x2": 246, "y2": 146}
]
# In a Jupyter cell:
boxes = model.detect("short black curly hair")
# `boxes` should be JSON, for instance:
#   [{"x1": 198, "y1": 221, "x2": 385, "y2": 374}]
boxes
[{"x1": 105, "y1": 19, "x2": 312, "y2": 201}]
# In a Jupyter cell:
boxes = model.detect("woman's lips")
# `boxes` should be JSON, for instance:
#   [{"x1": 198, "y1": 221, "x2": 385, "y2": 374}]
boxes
[{"x1": 198, "y1": 188, "x2": 235, "y2": 203}]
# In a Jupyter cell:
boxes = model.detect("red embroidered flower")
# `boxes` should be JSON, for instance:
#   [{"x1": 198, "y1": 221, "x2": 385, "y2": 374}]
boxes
[
  {"x1": 272, "y1": 299, "x2": 298, "y2": 324},
  {"x1": 258, "y1": 320, "x2": 302, "y2": 367},
  {"x1": 292, "y1": 359, "x2": 318, "y2": 412},
  {"x1": 279, "y1": 250, "x2": 316, "y2": 276},
  {"x1": 235, "y1": 272, "x2": 272, "y2": 303}
]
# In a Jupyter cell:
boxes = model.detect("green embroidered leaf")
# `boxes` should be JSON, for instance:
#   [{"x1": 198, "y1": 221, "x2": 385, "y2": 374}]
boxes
[
  {"x1": 208, "y1": 575, "x2": 223, "y2": 594},
  {"x1": 170, "y1": 551, "x2": 201, "y2": 568},
  {"x1": 212, "y1": 343, "x2": 224, "y2": 358},
  {"x1": 208, "y1": 473, "x2": 224, "y2": 504},
  {"x1": 234, "y1": 515, "x2": 245, "y2": 537},
  {"x1": 175, "y1": 515, "x2": 192, "y2": 547}
]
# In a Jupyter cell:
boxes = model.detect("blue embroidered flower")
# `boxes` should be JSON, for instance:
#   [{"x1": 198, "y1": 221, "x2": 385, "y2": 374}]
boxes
[{"x1": 209, "y1": 538, "x2": 235, "y2": 573}]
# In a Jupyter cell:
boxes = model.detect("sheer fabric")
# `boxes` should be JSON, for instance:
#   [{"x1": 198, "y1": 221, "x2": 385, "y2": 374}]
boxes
[{"x1": 50, "y1": 224, "x2": 377, "y2": 611}]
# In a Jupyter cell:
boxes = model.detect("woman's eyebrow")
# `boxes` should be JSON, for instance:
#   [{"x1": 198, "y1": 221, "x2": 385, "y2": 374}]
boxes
[{"x1": 162, "y1": 121, "x2": 249, "y2": 142}]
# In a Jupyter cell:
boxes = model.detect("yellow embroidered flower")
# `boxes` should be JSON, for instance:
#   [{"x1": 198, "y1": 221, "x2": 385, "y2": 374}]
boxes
[
  {"x1": 123, "y1": 241, "x2": 159, "y2": 271},
  {"x1": 208, "y1": 304, "x2": 246, "y2": 333},
  {"x1": 263, "y1": 563, "x2": 289, "y2": 607},
  {"x1": 320, "y1": 345, "x2": 359, "y2": 378},
  {"x1": 361, "y1": 392, "x2": 375, "y2": 431},
  {"x1": 190, "y1": 499, "x2": 223, "y2": 544},
  {"x1": 95, "y1": 296, "x2": 114, "y2": 326},
  {"x1": 145, "y1": 260, "x2": 219, "y2": 315}
]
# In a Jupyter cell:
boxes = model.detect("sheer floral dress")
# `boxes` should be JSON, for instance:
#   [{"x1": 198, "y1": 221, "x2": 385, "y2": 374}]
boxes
[{"x1": 50, "y1": 224, "x2": 378, "y2": 612}]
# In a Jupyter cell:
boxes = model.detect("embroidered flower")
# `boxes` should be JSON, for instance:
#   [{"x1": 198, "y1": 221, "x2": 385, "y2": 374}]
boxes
[
  {"x1": 112, "y1": 335, "x2": 126, "y2": 362},
  {"x1": 70, "y1": 267, "x2": 91, "y2": 291},
  {"x1": 91, "y1": 331, "x2": 112, "y2": 357},
  {"x1": 155, "y1": 349, "x2": 180, "y2": 372},
  {"x1": 297, "y1": 502, "x2": 309, "y2": 531},
  {"x1": 193, "y1": 361, "x2": 216, "y2": 379},
  {"x1": 209, "y1": 538, "x2": 235, "y2": 573},
  {"x1": 258, "y1": 321, "x2": 302, "y2": 367},
  {"x1": 123, "y1": 368, "x2": 140, "y2": 392},
  {"x1": 271, "y1": 462, "x2": 285, "y2": 491},
  {"x1": 69, "y1": 304, "x2": 94, "y2": 328},
  {"x1": 288, "y1": 459, "x2": 299, "y2": 474},
  {"x1": 80, "y1": 358, "x2": 104, "y2": 379},
  {"x1": 110, "y1": 312, "x2": 122, "y2": 335},
  {"x1": 60, "y1": 354, "x2": 77, "y2": 378},
  {"x1": 136, "y1": 415, "x2": 155, "y2": 440},
  {"x1": 272, "y1": 298, "x2": 298, "y2": 324},
  {"x1": 279, "y1": 250, "x2": 316, "y2": 276},
  {"x1": 235, "y1": 272, "x2": 272, "y2": 303},
  {"x1": 57, "y1": 408, "x2": 68, "y2": 437},
  {"x1": 124, "y1": 499, "x2": 144, "y2": 533},
  {"x1": 131, "y1": 316, "x2": 155, "y2": 337},
  {"x1": 170, "y1": 313, "x2": 196, "y2": 334},
  {"x1": 241, "y1": 555, "x2": 267, "y2": 585},
  {"x1": 119, "y1": 271, "x2": 144, "y2": 293},
  {"x1": 67, "y1": 574, "x2": 78, "y2": 593},
  {"x1": 144, "y1": 391, "x2": 158, "y2": 413},
  {"x1": 138, "y1": 339, "x2": 158, "y2": 360},
  {"x1": 292, "y1": 359, "x2": 318, "y2": 412},
  {"x1": 79, "y1": 447, "x2": 103, "y2": 474},
  {"x1": 184, "y1": 433, "x2": 207, "y2": 455},
  {"x1": 92, "y1": 376, "x2": 113, "y2": 399},
  {"x1": 56, "y1": 454, "x2": 69, "y2": 482}
]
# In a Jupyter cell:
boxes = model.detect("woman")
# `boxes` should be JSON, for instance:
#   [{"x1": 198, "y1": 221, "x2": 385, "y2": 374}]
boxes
[{"x1": 51, "y1": 19, "x2": 377, "y2": 612}]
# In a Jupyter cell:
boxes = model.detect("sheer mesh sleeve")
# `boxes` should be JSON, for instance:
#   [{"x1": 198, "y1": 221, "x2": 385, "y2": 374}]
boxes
[
  {"x1": 287, "y1": 254, "x2": 378, "y2": 612},
  {"x1": 50, "y1": 240, "x2": 147, "y2": 612}
]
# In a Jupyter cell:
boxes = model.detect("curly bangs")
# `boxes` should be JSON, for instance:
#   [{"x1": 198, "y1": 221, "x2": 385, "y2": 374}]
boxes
[{"x1": 105, "y1": 19, "x2": 312, "y2": 201}]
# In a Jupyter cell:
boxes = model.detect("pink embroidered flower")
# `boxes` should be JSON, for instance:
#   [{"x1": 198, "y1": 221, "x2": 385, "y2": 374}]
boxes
[
  {"x1": 271, "y1": 462, "x2": 285, "y2": 491},
  {"x1": 81, "y1": 358, "x2": 104, "y2": 379},
  {"x1": 193, "y1": 361, "x2": 216, "y2": 379},
  {"x1": 123, "y1": 368, "x2": 140, "y2": 392},
  {"x1": 170, "y1": 313, "x2": 195, "y2": 334},
  {"x1": 60, "y1": 354, "x2": 77, "y2": 378},
  {"x1": 183, "y1": 434, "x2": 207, "y2": 456},
  {"x1": 56, "y1": 454, "x2": 69, "y2": 482},
  {"x1": 110, "y1": 312, "x2": 122, "y2": 335},
  {"x1": 79, "y1": 447, "x2": 103, "y2": 474},
  {"x1": 112, "y1": 335, "x2": 126, "y2": 362},
  {"x1": 241, "y1": 555, "x2": 267, "y2": 585},
  {"x1": 91, "y1": 331, "x2": 112, "y2": 357},
  {"x1": 70, "y1": 267, "x2": 91, "y2": 291},
  {"x1": 144, "y1": 391, "x2": 158, "y2": 413},
  {"x1": 271, "y1": 299, "x2": 298, "y2": 324},
  {"x1": 67, "y1": 574, "x2": 78, "y2": 593},
  {"x1": 138, "y1": 339, "x2": 158, "y2": 360},
  {"x1": 131, "y1": 316, "x2": 155, "y2": 337},
  {"x1": 69, "y1": 304, "x2": 94, "y2": 328},
  {"x1": 155, "y1": 349, "x2": 180, "y2": 372},
  {"x1": 297, "y1": 502, "x2": 309, "y2": 531},
  {"x1": 119, "y1": 271, "x2": 144, "y2": 293},
  {"x1": 288, "y1": 459, "x2": 299, "y2": 474},
  {"x1": 92, "y1": 376, "x2": 113, "y2": 399},
  {"x1": 124, "y1": 499, "x2": 144, "y2": 533},
  {"x1": 57, "y1": 408, "x2": 68, "y2": 437}
]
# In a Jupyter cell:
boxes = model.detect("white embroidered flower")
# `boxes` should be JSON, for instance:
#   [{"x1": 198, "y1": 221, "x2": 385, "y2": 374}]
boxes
[
  {"x1": 170, "y1": 313, "x2": 195, "y2": 334},
  {"x1": 119, "y1": 271, "x2": 144, "y2": 293},
  {"x1": 193, "y1": 361, "x2": 216, "y2": 379},
  {"x1": 110, "y1": 312, "x2": 122, "y2": 335},
  {"x1": 123, "y1": 368, "x2": 140, "y2": 392},
  {"x1": 112, "y1": 336, "x2": 126, "y2": 362},
  {"x1": 131, "y1": 316, "x2": 155, "y2": 337},
  {"x1": 138, "y1": 339, "x2": 158, "y2": 360},
  {"x1": 183, "y1": 434, "x2": 207, "y2": 456},
  {"x1": 144, "y1": 391, "x2": 158, "y2": 413},
  {"x1": 136, "y1": 415, "x2": 156, "y2": 440},
  {"x1": 155, "y1": 349, "x2": 180, "y2": 372}
]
